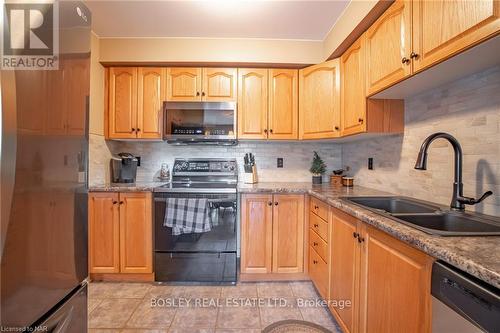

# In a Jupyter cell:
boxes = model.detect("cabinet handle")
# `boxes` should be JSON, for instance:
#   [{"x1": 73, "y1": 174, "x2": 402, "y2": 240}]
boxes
[
  {"x1": 202, "y1": 92, "x2": 205, "y2": 96},
  {"x1": 410, "y1": 52, "x2": 419, "y2": 59},
  {"x1": 131, "y1": 128, "x2": 136, "y2": 132},
  {"x1": 401, "y1": 57, "x2": 410, "y2": 64},
  {"x1": 314, "y1": 205, "x2": 319, "y2": 209},
  {"x1": 335, "y1": 126, "x2": 339, "y2": 131},
  {"x1": 313, "y1": 224, "x2": 319, "y2": 228},
  {"x1": 358, "y1": 118, "x2": 364, "y2": 123},
  {"x1": 353, "y1": 232, "x2": 358, "y2": 239},
  {"x1": 274, "y1": 202, "x2": 278, "y2": 206},
  {"x1": 268, "y1": 201, "x2": 272, "y2": 206},
  {"x1": 112, "y1": 201, "x2": 118, "y2": 205},
  {"x1": 358, "y1": 236, "x2": 365, "y2": 243},
  {"x1": 119, "y1": 201, "x2": 124, "y2": 205},
  {"x1": 136, "y1": 128, "x2": 141, "y2": 132},
  {"x1": 313, "y1": 260, "x2": 318, "y2": 264},
  {"x1": 196, "y1": 92, "x2": 200, "y2": 96},
  {"x1": 269, "y1": 129, "x2": 273, "y2": 133},
  {"x1": 313, "y1": 242, "x2": 318, "y2": 246},
  {"x1": 264, "y1": 129, "x2": 268, "y2": 134}
]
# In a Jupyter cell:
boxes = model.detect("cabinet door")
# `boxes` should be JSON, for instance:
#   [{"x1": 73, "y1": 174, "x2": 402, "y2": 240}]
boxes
[
  {"x1": 240, "y1": 194, "x2": 273, "y2": 273},
  {"x1": 65, "y1": 58, "x2": 90, "y2": 135},
  {"x1": 166, "y1": 67, "x2": 202, "y2": 101},
  {"x1": 299, "y1": 59, "x2": 341, "y2": 139},
  {"x1": 45, "y1": 68, "x2": 66, "y2": 135},
  {"x1": 89, "y1": 193, "x2": 120, "y2": 274},
  {"x1": 330, "y1": 209, "x2": 360, "y2": 333},
  {"x1": 412, "y1": 0, "x2": 500, "y2": 72},
  {"x1": 341, "y1": 36, "x2": 367, "y2": 136},
  {"x1": 272, "y1": 194, "x2": 304, "y2": 273},
  {"x1": 358, "y1": 225, "x2": 433, "y2": 333},
  {"x1": 365, "y1": 0, "x2": 412, "y2": 95},
  {"x1": 16, "y1": 70, "x2": 47, "y2": 135},
  {"x1": 119, "y1": 192, "x2": 153, "y2": 274},
  {"x1": 237, "y1": 69, "x2": 269, "y2": 139},
  {"x1": 202, "y1": 68, "x2": 237, "y2": 101},
  {"x1": 108, "y1": 67, "x2": 138, "y2": 139},
  {"x1": 268, "y1": 69, "x2": 298, "y2": 140},
  {"x1": 137, "y1": 67, "x2": 165, "y2": 139}
]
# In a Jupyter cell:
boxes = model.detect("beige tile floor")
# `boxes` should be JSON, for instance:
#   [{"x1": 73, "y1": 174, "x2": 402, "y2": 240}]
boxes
[{"x1": 88, "y1": 281, "x2": 342, "y2": 333}]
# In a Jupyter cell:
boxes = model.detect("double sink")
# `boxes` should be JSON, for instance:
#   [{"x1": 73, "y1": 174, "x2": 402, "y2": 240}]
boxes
[{"x1": 343, "y1": 196, "x2": 500, "y2": 236}]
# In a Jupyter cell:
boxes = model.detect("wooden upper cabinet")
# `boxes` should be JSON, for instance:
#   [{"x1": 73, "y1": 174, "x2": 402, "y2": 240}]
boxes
[
  {"x1": 202, "y1": 68, "x2": 237, "y2": 101},
  {"x1": 108, "y1": 67, "x2": 138, "y2": 139},
  {"x1": 299, "y1": 59, "x2": 341, "y2": 139},
  {"x1": 89, "y1": 193, "x2": 120, "y2": 274},
  {"x1": 330, "y1": 209, "x2": 360, "y2": 333},
  {"x1": 137, "y1": 67, "x2": 165, "y2": 139},
  {"x1": 119, "y1": 192, "x2": 153, "y2": 274},
  {"x1": 272, "y1": 195, "x2": 304, "y2": 273},
  {"x1": 16, "y1": 70, "x2": 47, "y2": 135},
  {"x1": 240, "y1": 194, "x2": 273, "y2": 274},
  {"x1": 268, "y1": 69, "x2": 298, "y2": 140},
  {"x1": 365, "y1": 0, "x2": 412, "y2": 95},
  {"x1": 237, "y1": 69, "x2": 269, "y2": 139},
  {"x1": 65, "y1": 58, "x2": 90, "y2": 135},
  {"x1": 358, "y1": 225, "x2": 433, "y2": 333},
  {"x1": 341, "y1": 36, "x2": 367, "y2": 137},
  {"x1": 166, "y1": 67, "x2": 202, "y2": 101},
  {"x1": 412, "y1": 0, "x2": 500, "y2": 72}
]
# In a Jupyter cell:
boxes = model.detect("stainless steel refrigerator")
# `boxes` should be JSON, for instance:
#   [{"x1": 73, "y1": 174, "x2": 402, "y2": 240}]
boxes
[{"x1": 1, "y1": 2, "x2": 91, "y2": 331}]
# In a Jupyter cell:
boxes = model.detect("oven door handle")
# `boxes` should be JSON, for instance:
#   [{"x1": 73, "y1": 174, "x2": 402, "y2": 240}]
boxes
[{"x1": 154, "y1": 198, "x2": 234, "y2": 203}]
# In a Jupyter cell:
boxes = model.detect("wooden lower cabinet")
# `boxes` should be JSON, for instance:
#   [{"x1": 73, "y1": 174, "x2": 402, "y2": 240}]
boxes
[
  {"x1": 302, "y1": 203, "x2": 434, "y2": 333},
  {"x1": 89, "y1": 192, "x2": 152, "y2": 278},
  {"x1": 241, "y1": 194, "x2": 305, "y2": 275}
]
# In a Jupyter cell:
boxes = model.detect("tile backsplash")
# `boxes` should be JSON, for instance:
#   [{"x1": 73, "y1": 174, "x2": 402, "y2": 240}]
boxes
[
  {"x1": 343, "y1": 66, "x2": 500, "y2": 216},
  {"x1": 89, "y1": 139, "x2": 342, "y2": 184}
]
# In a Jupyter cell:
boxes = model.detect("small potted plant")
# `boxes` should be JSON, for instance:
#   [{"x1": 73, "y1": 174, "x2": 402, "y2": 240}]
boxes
[{"x1": 310, "y1": 151, "x2": 327, "y2": 184}]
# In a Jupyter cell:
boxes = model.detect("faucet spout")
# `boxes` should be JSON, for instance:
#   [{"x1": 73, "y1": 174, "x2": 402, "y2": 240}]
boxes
[{"x1": 414, "y1": 132, "x2": 465, "y2": 210}]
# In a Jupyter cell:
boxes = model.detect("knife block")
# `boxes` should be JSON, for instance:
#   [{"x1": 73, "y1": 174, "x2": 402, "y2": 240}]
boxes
[{"x1": 243, "y1": 165, "x2": 258, "y2": 184}]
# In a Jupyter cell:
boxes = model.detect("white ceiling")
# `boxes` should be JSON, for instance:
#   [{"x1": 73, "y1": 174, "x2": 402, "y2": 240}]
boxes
[{"x1": 85, "y1": 1, "x2": 350, "y2": 40}]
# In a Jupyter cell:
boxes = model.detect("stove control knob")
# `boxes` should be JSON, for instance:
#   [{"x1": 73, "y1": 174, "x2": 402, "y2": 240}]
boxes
[{"x1": 229, "y1": 165, "x2": 235, "y2": 171}]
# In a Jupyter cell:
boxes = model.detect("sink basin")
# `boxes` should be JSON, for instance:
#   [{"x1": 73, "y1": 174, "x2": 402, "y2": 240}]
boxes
[
  {"x1": 343, "y1": 196, "x2": 500, "y2": 236},
  {"x1": 396, "y1": 213, "x2": 500, "y2": 236},
  {"x1": 345, "y1": 196, "x2": 439, "y2": 214}
]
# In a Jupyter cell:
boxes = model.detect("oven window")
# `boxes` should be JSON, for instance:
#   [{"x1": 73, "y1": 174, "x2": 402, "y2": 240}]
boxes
[{"x1": 155, "y1": 194, "x2": 237, "y2": 252}]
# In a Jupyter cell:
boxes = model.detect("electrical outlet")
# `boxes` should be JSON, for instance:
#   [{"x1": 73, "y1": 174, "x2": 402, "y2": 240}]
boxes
[
  {"x1": 136, "y1": 156, "x2": 141, "y2": 167},
  {"x1": 277, "y1": 158, "x2": 283, "y2": 168},
  {"x1": 368, "y1": 157, "x2": 373, "y2": 170}
]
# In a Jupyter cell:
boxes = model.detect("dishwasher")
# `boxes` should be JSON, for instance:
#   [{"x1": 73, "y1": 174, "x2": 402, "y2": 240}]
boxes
[{"x1": 432, "y1": 261, "x2": 500, "y2": 332}]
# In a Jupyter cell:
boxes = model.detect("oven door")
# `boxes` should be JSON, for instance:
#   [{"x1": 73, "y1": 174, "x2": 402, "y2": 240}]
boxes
[
  {"x1": 154, "y1": 192, "x2": 237, "y2": 253},
  {"x1": 163, "y1": 102, "x2": 236, "y2": 141}
]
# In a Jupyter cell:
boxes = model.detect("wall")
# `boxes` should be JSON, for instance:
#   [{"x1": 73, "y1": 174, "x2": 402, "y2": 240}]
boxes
[
  {"x1": 89, "y1": 32, "x2": 114, "y2": 183},
  {"x1": 342, "y1": 66, "x2": 500, "y2": 216},
  {"x1": 89, "y1": 140, "x2": 342, "y2": 185},
  {"x1": 99, "y1": 37, "x2": 324, "y2": 65}
]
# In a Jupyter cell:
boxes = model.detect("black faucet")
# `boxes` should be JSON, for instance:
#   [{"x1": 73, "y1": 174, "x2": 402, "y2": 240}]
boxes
[{"x1": 414, "y1": 132, "x2": 492, "y2": 211}]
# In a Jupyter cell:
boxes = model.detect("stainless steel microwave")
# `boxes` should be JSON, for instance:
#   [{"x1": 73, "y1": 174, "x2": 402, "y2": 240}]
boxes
[{"x1": 163, "y1": 101, "x2": 237, "y2": 145}]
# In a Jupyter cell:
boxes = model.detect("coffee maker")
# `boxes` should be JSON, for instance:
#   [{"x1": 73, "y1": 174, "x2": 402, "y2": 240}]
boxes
[{"x1": 111, "y1": 153, "x2": 138, "y2": 183}]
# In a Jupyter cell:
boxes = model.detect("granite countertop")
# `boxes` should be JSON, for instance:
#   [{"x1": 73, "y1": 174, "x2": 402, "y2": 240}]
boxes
[
  {"x1": 89, "y1": 181, "x2": 169, "y2": 192},
  {"x1": 240, "y1": 182, "x2": 500, "y2": 289}
]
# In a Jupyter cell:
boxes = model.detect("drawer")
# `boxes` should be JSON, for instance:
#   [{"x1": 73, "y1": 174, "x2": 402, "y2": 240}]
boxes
[
  {"x1": 309, "y1": 228, "x2": 328, "y2": 263},
  {"x1": 309, "y1": 246, "x2": 329, "y2": 299},
  {"x1": 310, "y1": 212, "x2": 328, "y2": 242},
  {"x1": 310, "y1": 197, "x2": 329, "y2": 221}
]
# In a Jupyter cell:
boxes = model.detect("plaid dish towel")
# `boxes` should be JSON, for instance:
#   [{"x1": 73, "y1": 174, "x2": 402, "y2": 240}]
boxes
[{"x1": 164, "y1": 198, "x2": 212, "y2": 235}]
